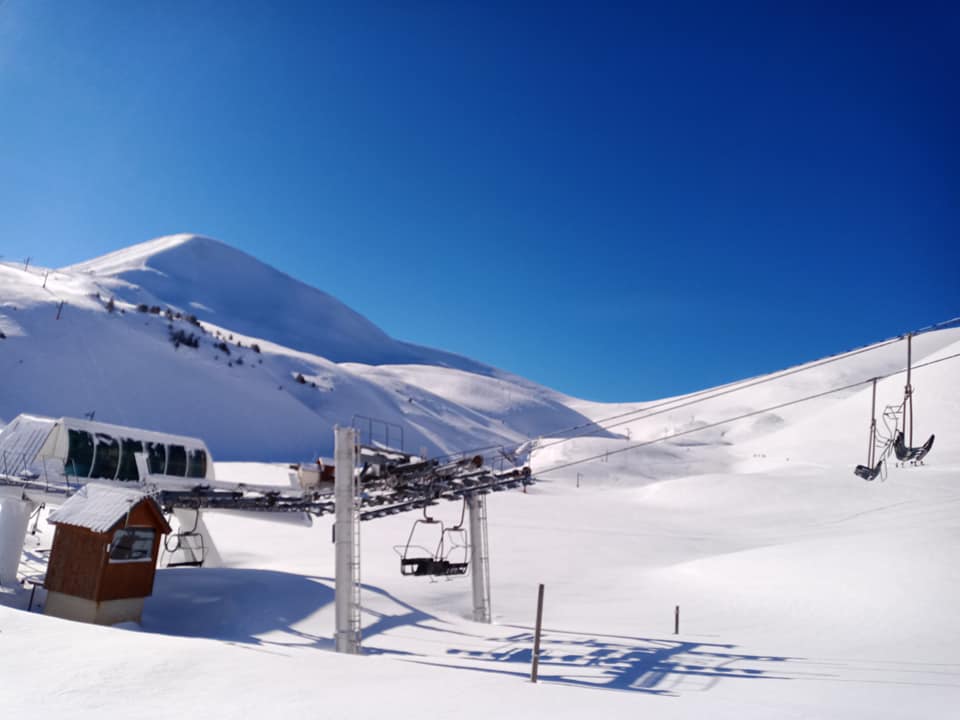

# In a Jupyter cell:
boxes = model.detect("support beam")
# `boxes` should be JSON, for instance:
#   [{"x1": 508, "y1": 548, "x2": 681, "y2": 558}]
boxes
[
  {"x1": 467, "y1": 493, "x2": 491, "y2": 623},
  {"x1": 334, "y1": 427, "x2": 361, "y2": 654}
]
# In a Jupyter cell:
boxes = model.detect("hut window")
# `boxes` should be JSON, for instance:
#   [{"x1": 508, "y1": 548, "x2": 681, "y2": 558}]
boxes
[
  {"x1": 91, "y1": 434, "x2": 120, "y2": 479},
  {"x1": 117, "y1": 439, "x2": 144, "y2": 481},
  {"x1": 167, "y1": 445, "x2": 187, "y2": 476},
  {"x1": 146, "y1": 442, "x2": 166, "y2": 475},
  {"x1": 66, "y1": 429, "x2": 95, "y2": 478},
  {"x1": 187, "y1": 449, "x2": 207, "y2": 478},
  {"x1": 109, "y1": 527, "x2": 156, "y2": 562}
]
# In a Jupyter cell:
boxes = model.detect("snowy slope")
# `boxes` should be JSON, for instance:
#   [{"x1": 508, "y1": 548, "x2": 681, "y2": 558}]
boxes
[
  {"x1": 2, "y1": 324, "x2": 959, "y2": 718},
  {"x1": 533, "y1": 326, "x2": 960, "y2": 485},
  {"x1": 0, "y1": 239, "x2": 598, "y2": 459},
  {"x1": 64, "y1": 234, "x2": 501, "y2": 372},
  {"x1": 4, "y1": 235, "x2": 960, "y2": 718}
]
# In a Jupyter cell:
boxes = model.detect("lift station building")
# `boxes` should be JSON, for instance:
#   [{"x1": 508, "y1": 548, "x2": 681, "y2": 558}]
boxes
[{"x1": 0, "y1": 413, "x2": 214, "y2": 486}]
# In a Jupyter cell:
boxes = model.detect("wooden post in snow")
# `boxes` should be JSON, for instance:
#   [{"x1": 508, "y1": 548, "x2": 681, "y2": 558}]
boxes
[
  {"x1": 531, "y1": 583, "x2": 545, "y2": 683},
  {"x1": 674, "y1": 605, "x2": 680, "y2": 635}
]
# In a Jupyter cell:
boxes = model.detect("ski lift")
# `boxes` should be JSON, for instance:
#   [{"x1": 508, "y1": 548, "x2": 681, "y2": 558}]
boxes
[
  {"x1": 858, "y1": 334, "x2": 936, "y2": 478},
  {"x1": 854, "y1": 378, "x2": 886, "y2": 481},
  {"x1": 439, "y1": 501, "x2": 469, "y2": 576},
  {"x1": 398, "y1": 502, "x2": 469, "y2": 578},
  {"x1": 161, "y1": 508, "x2": 206, "y2": 568},
  {"x1": 892, "y1": 333, "x2": 935, "y2": 466},
  {"x1": 893, "y1": 431, "x2": 935, "y2": 464}
]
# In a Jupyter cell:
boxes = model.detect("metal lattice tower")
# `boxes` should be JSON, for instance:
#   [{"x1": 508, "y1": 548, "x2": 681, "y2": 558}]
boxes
[
  {"x1": 468, "y1": 492, "x2": 491, "y2": 623},
  {"x1": 334, "y1": 427, "x2": 361, "y2": 654}
]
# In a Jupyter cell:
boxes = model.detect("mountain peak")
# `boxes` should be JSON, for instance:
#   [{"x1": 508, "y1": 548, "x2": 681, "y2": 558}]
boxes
[
  {"x1": 64, "y1": 234, "x2": 240, "y2": 276},
  {"x1": 59, "y1": 235, "x2": 493, "y2": 371}
]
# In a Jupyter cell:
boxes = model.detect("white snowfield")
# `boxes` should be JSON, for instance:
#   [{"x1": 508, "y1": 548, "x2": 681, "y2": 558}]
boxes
[{"x1": 1, "y1": 236, "x2": 959, "y2": 718}]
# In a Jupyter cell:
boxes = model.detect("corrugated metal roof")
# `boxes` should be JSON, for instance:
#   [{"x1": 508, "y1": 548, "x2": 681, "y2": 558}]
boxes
[{"x1": 48, "y1": 484, "x2": 153, "y2": 533}]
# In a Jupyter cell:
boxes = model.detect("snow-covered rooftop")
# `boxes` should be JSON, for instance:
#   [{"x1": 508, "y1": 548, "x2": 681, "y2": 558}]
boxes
[
  {"x1": 47, "y1": 484, "x2": 158, "y2": 533},
  {"x1": 0, "y1": 414, "x2": 56, "y2": 474}
]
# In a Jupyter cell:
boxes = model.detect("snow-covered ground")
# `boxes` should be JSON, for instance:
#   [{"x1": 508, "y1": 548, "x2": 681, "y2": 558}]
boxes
[
  {"x1": 0, "y1": 235, "x2": 597, "y2": 460},
  {"x1": 3, "y1": 322, "x2": 959, "y2": 717}
]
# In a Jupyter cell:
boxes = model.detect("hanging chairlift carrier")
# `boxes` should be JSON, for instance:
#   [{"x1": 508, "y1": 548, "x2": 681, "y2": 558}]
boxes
[
  {"x1": 398, "y1": 502, "x2": 469, "y2": 577},
  {"x1": 893, "y1": 431, "x2": 935, "y2": 464},
  {"x1": 893, "y1": 333, "x2": 935, "y2": 466},
  {"x1": 855, "y1": 334, "x2": 936, "y2": 480},
  {"x1": 854, "y1": 378, "x2": 886, "y2": 481},
  {"x1": 162, "y1": 508, "x2": 206, "y2": 568}
]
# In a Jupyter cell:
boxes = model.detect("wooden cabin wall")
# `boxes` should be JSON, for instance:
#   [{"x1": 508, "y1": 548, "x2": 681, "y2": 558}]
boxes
[{"x1": 45, "y1": 526, "x2": 106, "y2": 601}]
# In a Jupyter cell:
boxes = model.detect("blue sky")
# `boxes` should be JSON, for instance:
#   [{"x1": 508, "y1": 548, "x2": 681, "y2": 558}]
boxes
[{"x1": 1, "y1": 1, "x2": 957, "y2": 401}]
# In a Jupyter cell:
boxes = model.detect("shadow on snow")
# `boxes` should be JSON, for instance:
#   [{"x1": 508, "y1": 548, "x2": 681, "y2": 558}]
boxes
[
  {"x1": 431, "y1": 627, "x2": 794, "y2": 695},
  {"x1": 138, "y1": 568, "x2": 794, "y2": 695}
]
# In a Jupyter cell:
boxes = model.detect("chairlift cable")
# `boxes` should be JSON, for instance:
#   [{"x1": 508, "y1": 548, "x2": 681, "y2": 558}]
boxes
[
  {"x1": 534, "y1": 338, "x2": 907, "y2": 454},
  {"x1": 535, "y1": 351, "x2": 960, "y2": 477},
  {"x1": 384, "y1": 318, "x2": 958, "y2": 483},
  {"x1": 431, "y1": 317, "x2": 959, "y2": 468},
  {"x1": 529, "y1": 315, "x2": 960, "y2": 456}
]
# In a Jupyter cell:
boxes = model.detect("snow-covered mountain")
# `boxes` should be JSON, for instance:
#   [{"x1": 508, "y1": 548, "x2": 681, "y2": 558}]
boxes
[
  {"x1": 63, "y1": 234, "x2": 496, "y2": 371},
  {"x1": 0, "y1": 234, "x2": 598, "y2": 460},
  {"x1": 3, "y1": 285, "x2": 959, "y2": 718},
  {"x1": 3, "y1": 241, "x2": 959, "y2": 718}
]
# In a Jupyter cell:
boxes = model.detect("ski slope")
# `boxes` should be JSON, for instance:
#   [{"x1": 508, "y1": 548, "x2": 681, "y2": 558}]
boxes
[
  {"x1": 2, "y1": 236, "x2": 958, "y2": 717},
  {"x1": 2, "y1": 307, "x2": 959, "y2": 717}
]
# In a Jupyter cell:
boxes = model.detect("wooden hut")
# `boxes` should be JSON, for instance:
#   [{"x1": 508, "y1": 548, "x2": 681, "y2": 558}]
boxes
[{"x1": 44, "y1": 484, "x2": 171, "y2": 625}]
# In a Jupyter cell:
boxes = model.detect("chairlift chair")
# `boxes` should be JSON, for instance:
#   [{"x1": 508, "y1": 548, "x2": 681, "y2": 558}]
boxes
[
  {"x1": 893, "y1": 431, "x2": 935, "y2": 465},
  {"x1": 162, "y1": 508, "x2": 206, "y2": 568},
  {"x1": 399, "y1": 507, "x2": 442, "y2": 577},
  {"x1": 854, "y1": 378, "x2": 887, "y2": 481},
  {"x1": 398, "y1": 502, "x2": 469, "y2": 577},
  {"x1": 855, "y1": 335, "x2": 936, "y2": 479},
  {"x1": 436, "y1": 525, "x2": 469, "y2": 577},
  {"x1": 891, "y1": 333, "x2": 935, "y2": 466}
]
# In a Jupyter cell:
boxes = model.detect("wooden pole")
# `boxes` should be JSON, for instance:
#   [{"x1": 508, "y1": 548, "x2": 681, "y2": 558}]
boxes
[
  {"x1": 531, "y1": 583, "x2": 545, "y2": 682},
  {"x1": 674, "y1": 605, "x2": 680, "y2": 634}
]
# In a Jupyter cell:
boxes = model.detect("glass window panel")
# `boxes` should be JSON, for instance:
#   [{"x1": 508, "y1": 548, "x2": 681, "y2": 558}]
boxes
[
  {"x1": 146, "y1": 442, "x2": 166, "y2": 475},
  {"x1": 187, "y1": 449, "x2": 207, "y2": 478},
  {"x1": 117, "y1": 439, "x2": 143, "y2": 482},
  {"x1": 109, "y1": 527, "x2": 155, "y2": 562},
  {"x1": 90, "y1": 434, "x2": 120, "y2": 479},
  {"x1": 66, "y1": 429, "x2": 95, "y2": 478},
  {"x1": 167, "y1": 445, "x2": 187, "y2": 476}
]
